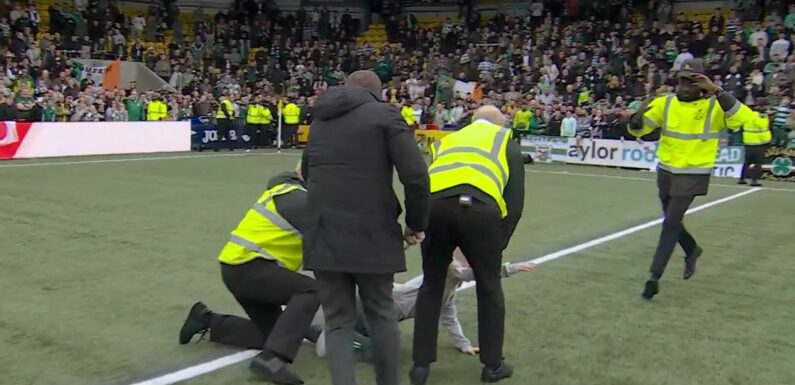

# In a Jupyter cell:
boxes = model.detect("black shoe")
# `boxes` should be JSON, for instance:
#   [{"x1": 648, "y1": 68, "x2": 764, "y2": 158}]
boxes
[
  {"x1": 750, "y1": 181, "x2": 762, "y2": 187},
  {"x1": 737, "y1": 179, "x2": 748, "y2": 185},
  {"x1": 179, "y1": 302, "x2": 211, "y2": 344},
  {"x1": 249, "y1": 353, "x2": 303, "y2": 385},
  {"x1": 409, "y1": 364, "x2": 430, "y2": 385},
  {"x1": 641, "y1": 280, "x2": 659, "y2": 300},
  {"x1": 481, "y1": 361, "x2": 513, "y2": 383},
  {"x1": 683, "y1": 246, "x2": 703, "y2": 280}
]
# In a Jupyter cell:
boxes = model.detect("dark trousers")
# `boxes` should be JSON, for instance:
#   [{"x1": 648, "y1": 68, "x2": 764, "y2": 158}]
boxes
[
  {"x1": 741, "y1": 144, "x2": 768, "y2": 182},
  {"x1": 215, "y1": 119, "x2": 234, "y2": 151},
  {"x1": 262, "y1": 124, "x2": 274, "y2": 147},
  {"x1": 219, "y1": 259, "x2": 320, "y2": 362},
  {"x1": 209, "y1": 312, "x2": 322, "y2": 350},
  {"x1": 315, "y1": 271, "x2": 400, "y2": 385},
  {"x1": 649, "y1": 171, "x2": 700, "y2": 280},
  {"x1": 281, "y1": 124, "x2": 298, "y2": 147},
  {"x1": 413, "y1": 196, "x2": 506, "y2": 368},
  {"x1": 246, "y1": 123, "x2": 262, "y2": 149}
]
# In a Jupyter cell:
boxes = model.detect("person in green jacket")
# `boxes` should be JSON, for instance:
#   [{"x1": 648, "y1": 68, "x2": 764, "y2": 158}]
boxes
[{"x1": 124, "y1": 91, "x2": 145, "y2": 121}]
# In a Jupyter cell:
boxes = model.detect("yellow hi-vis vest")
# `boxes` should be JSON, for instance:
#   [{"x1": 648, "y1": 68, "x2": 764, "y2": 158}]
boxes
[
  {"x1": 216, "y1": 99, "x2": 234, "y2": 120},
  {"x1": 147, "y1": 101, "x2": 167, "y2": 121},
  {"x1": 629, "y1": 94, "x2": 757, "y2": 174},
  {"x1": 261, "y1": 106, "x2": 273, "y2": 124},
  {"x1": 247, "y1": 104, "x2": 261, "y2": 124},
  {"x1": 742, "y1": 114, "x2": 772, "y2": 145},
  {"x1": 428, "y1": 119, "x2": 512, "y2": 217},
  {"x1": 401, "y1": 106, "x2": 416, "y2": 125},
  {"x1": 283, "y1": 103, "x2": 300, "y2": 124},
  {"x1": 218, "y1": 182, "x2": 305, "y2": 271}
]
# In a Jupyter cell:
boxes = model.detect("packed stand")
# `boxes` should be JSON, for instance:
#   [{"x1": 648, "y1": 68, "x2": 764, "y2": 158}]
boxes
[{"x1": 0, "y1": 0, "x2": 793, "y2": 149}]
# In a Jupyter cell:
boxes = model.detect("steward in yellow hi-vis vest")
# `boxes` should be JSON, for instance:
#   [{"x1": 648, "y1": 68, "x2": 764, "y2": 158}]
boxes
[
  {"x1": 215, "y1": 96, "x2": 235, "y2": 151},
  {"x1": 414, "y1": 106, "x2": 525, "y2": 376},
  {"x1": 146, "y1": 96, "x2": 168, "y2": 121},
  {"x1": 739, "y1": 98, "x2": 773, "y2": 186},
  {"x1": 429, "y1": 118, "x2": 512, "y2": 218},
  {"x1": 282, "y1": 101, "x2": 301, "y2": 147},
  {"x1": 246, "y1": 98, "x2": 266, "y2": 150},
  {"x1": 626, "y1": 59, "x2": 757, "y2": 300},
  {"x1": 178, "y1": 171, "x2": 321, "y2": 384}
]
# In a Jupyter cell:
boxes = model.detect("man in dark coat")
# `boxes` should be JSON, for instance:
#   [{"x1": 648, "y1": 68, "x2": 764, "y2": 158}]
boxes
[{"x1": 301, "y1": 70, "x2": 430, "y2": 385}]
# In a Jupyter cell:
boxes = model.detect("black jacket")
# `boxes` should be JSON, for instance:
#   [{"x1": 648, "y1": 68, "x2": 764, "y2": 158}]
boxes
[{"x1": 302, "y1": 86, "x2": 430, "y2": 274}]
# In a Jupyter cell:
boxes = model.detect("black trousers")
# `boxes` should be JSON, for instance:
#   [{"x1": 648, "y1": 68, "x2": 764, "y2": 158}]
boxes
[
  {"x1": 741, "y1": 144, "x2": 768, "y2": 182},
  {"x1": 215, "y1": 119, "x2": 234, "y2": 150},
  {"x1": 315, "y1": 271, "x2": 400, "y2": 385},
  {"x1": 246, "y1": 123, "x2": 262, "y2": 149},
  {"x1": 281, "y1": 124, "x2": 298, "y2": 146},
  {"x1": 218, "y1": 259, "x2": 320, "y2": 362},
  {"x1": 413, "y1": 196, "x2": 506, "y2": 368},
  {"x1": 649, "y1": 170, "x2": 703, "y2": 279}
]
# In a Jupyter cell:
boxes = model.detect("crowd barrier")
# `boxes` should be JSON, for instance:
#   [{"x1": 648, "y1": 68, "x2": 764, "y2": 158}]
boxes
[
  {"x1": 0, "y1": 121, "x2": 191, "y2": 160},
  {"x1": 190, "y1": 118, "x2": 311, "y2": 150}
]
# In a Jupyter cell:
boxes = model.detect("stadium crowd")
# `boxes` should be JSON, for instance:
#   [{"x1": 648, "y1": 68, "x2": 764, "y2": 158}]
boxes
[{"x1": 0, "y1": 0, "x2": 794, "y2": 146}]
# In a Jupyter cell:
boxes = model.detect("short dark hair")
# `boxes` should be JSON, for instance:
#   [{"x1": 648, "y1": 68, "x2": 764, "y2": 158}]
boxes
[{"x1": 346, "y1": 70, "x2": 382, "y2": 95}]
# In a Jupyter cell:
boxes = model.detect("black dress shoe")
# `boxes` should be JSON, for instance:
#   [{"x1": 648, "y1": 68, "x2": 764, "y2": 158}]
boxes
[
  {"x1": 750, "y1": 181, "x2": 762, "y2": 187},
  {"x1": 409, "y1": 364, "x2": 430, "y2": 385},
  {"x1": 642, "y1": 280, "x2": 659, "y2": 300},
  {"x1": 179, "y1": 302, "x2": 211, "y2": 344},
  {"x1": 683, "y1": 246, "x2": 703, "y2": 280},
  {"x1": 481, "y1": 361, "x2": 513, "y2": 383},
  {"x1": 249, "y1": 353, "x2": 303, "y2": 385},
  {"x1": 737, "y1": 179, "x2": 748, "y2": 185}
]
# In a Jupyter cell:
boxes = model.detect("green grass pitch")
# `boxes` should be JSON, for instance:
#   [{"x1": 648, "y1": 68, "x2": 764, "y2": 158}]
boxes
[{"x1": 1, "y1": 150, "x2": 794, "y2": 385}]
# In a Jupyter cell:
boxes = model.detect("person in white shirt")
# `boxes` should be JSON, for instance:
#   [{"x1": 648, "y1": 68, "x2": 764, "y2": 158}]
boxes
[
  {"x1": 132, "y1": 14, "x2": 146, "y2": 39},
  {"x1": 749, "y1": 26, "x2": 768, "y2": 48},
  {"x1": 770, "y1": 33, "x2": 791, "y2": 60},
  {"x1": 561, "y1": 110, "x2": 578, "y2": 137},
  {"x1": 543, "y1": 58, "x2": 559, "y2": 83},
  {"x1": 673, "y1": 47, "x2": 694, "y2": 71},
  {"x1": 407, "y1": 76, "x2": 423, "y2": 100},
  {"x1": 315, "y1": 248, "x2": 536, "y2": 359}
]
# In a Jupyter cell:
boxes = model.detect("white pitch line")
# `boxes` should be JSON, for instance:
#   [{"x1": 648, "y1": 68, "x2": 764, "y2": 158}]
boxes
[
  {"x1": 526, "y1": 168, "x2": 795, "y2": 193},
  {"x1": 127, "y1": 350, "x2": 260, "y2": 385},
  {"x1": 0, "y1": 151, "x2": 302, "y2": 168},
  {"x1": 125, "y1": 187, "x2": 761, "y2": 385},
  {"x1": 459, "y1": 186, "x2": 762, "y2": 290}
]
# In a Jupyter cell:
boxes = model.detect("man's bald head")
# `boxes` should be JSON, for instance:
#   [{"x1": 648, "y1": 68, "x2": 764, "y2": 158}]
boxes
[
  {"x1": 346, "y1": 70, "x2": 382, "y2": 96},
  {"x1": 472, "y1": 105, "x2": 507, "y2": 127}
]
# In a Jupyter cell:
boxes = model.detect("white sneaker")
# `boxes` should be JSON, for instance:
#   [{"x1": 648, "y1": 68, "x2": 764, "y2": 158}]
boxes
[{"x1": 315, "y1": 330, "x2": 326, "y2": 358}]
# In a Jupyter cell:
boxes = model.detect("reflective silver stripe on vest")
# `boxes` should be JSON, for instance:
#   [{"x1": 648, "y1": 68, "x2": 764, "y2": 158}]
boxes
[
  {"x1": 661, "y1": 94, "x2": 675, "y2": 129},
  {"x1": 743, "y1": 127, "x2": 769, "y2": 133},
  {"x1": 434, "y1": 129, "x2": 509, "y2": 183},
  {"x1": 429, "y1": 162, "x2": 503, "y2": 192},
  {"x1": 724, "y1": 101, "x2": 741, "y2": 118},
  {"x1": 228, "y1": 234, "x2": 285, "y2": 267},
  {"x1": 661, "y1": 129, "x2": 722, "y2": 140},
  {"x1": 643, "y1": 116, "x2": 660, "y2": 129},
  {"x1": 701, "y1": 96, "x2": 717, "y2": 139},
  {"x1": 658, "y1": 163, "x2": 713, "y2": 175},
  {"x1": 252, "y1": 184, "x2": 303, "y2": 238},
  {"x1": 432, "y1": 140, "x2": 441, "y2": 157}
]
